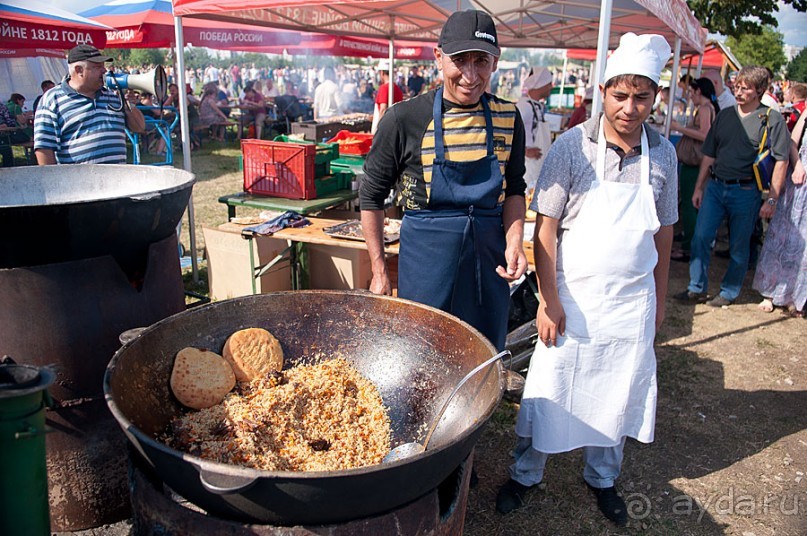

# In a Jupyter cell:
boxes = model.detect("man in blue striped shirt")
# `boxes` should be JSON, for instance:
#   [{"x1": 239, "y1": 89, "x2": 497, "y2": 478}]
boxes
[{"x1": 34, "y1": 44, "x2": 145, "y2": 165}]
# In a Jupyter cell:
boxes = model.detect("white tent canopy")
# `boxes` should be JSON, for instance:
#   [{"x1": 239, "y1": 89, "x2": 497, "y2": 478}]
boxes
[
  {"x1": 172, "y1": 0, "x2": 705, "y2": 53},
  {"x1": 0, "y1": 55, "x2": 67, "y2": 105}
]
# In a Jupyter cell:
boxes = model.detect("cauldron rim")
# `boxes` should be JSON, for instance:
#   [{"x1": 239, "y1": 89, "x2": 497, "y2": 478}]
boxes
[{"x1": 0, "y1": 164, "x2": 194, "y2": 209}]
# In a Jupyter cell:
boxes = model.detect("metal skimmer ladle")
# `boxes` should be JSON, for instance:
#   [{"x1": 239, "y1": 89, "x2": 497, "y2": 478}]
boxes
[{"x1": 383, "y1": 350, "x2": 511, "y2": 463}]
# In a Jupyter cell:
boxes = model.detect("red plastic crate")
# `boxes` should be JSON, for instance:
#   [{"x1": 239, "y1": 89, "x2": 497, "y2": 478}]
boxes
[
  {"x1": 327, "y1": 130, "x2": 374, "y2": 155},
  {"x1": 242, "y1": 139, "x2": 317, "y2": 199}
]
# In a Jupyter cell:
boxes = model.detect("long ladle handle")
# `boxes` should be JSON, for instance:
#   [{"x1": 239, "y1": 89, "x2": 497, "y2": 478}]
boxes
[{"x1": 421, "y1": 349, "x2": 510, "y2": 450}]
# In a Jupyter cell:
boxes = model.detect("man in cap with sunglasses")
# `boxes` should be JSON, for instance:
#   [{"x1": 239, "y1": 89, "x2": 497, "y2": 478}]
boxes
[
  {"x1": 360, "y1": 10, "x2": 528, "y2": 353},
  {"x1": 34, "y1": 44, "x2": 145, "y2": 165},
  {"x1": 497, "y1": 33, "x2": 678, "y2": 526}
]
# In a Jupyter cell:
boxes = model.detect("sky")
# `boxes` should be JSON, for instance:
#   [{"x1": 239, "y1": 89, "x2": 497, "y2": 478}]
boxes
[
  {"x1": 775, "y1": 1, "x2": 807, "y2": 47},
  {"x1": 55, "y1": 0, "x2": 807, "y2": 48}
]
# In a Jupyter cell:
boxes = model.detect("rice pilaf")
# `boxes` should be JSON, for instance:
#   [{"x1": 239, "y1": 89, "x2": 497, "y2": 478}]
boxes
[{"x1": 166, "y1": 358, "x2": 391, "y2": 471}]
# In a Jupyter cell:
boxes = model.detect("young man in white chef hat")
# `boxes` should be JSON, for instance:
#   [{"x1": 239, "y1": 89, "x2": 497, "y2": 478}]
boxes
[
  {"x1": 516, "y1": 67, "x2": 554, "y2": 196},
  {"x1": 496, "y1": 33, "x2": 677, "y2": 527}
]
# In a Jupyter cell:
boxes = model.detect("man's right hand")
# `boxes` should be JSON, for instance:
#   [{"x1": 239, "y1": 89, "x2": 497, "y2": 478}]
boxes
[
  {"x1": 536, "y1": 300, "x2": 565, "y2": 347},
  {"x1": 361, "y1": 209, "x2": 392, "y2": 296},
  {"x1": 692, "y1": 187, "x2": 704, "y2": 210},
  {"x1": 525, "y1": 147, "x2": 542, "y2": 159},
  {"x1": 368, "y1": 273, "x2": 392, "y2": 296}
]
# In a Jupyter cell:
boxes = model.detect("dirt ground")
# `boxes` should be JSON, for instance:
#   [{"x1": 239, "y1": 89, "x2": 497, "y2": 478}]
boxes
[
  {"x1": 466, "y1": 252, "x2": 806, "y2": 536},
  {"x1": 59, "y1": 247, "x2": 805, "y2": 536}
]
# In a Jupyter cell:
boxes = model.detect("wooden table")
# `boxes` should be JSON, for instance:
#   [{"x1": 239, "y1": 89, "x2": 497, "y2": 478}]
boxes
[
  {"x1": 218, "y1": 214, "x2": 533, "y2": 293},
  {"x1": 221, "y1": 217, "x2": 398, "y2": 292},
  {"x1": 218, "y1": 189, "x2": 358, "y2": 220}
]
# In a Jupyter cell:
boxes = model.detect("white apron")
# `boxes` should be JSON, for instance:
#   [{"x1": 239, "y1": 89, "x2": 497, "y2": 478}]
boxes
[
  {"x1": 523, "y1": 101, "x2": 552, "y2": 193},
  {"x1": 515, "y1": 122, "x2": 660, "y2": 453},
  {"x1": 371, "y1": 101, "x2": 382, "y2": 134}
]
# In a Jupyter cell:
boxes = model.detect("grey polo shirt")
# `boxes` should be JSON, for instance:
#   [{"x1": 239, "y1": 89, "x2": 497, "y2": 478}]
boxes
[{"x1": 530, "y1": 115, "x2": 678, "y2": 236}]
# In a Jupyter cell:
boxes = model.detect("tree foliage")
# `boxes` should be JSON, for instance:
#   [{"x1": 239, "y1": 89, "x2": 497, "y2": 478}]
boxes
[
  {"x1": 104, "y1": 48, "x2": 166, "y2": 69},
  {"x1": 128, "y1": 48, "x2": 166, "y2": 68},
  {"x1": 688, "y1": 0, "x2": 807, "y2": 38},
  {"x1": 725, "y1": 26, "x2": 787, "y2": 75},
  {"x1": 786, "y1": 48, "x2": 807, "y2": 82}
]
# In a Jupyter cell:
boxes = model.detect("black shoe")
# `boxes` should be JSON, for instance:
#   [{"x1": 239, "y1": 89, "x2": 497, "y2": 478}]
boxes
[
  {"x1": 586, "y1": 483, "x2": 627, "y2": 527},
  {"x1": 495, "y1": 479, "x2": 535, "y2": 514},
  {"x1": 706, "y1": 294, "x2": 733, "y2": 307},
  {"x1": 673, "y1": 290, "x2": 707, "y2": 304}
]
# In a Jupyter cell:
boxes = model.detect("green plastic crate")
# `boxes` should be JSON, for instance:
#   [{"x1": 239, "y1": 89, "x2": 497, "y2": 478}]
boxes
[
  {"x1": 331, "y1": 155, "x2": 365, "y2": 175},
  {"x1": 315, "y1": 169, "x2": 354, "y2": 197},
  {"x1": 273, "y1": 135, "x2": 339, "y2": 165}
]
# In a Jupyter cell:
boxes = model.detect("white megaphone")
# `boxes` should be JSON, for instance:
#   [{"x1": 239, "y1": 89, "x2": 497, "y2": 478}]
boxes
[{"x1": 106, "y1": 65, "x2": 168, "y2": 102}]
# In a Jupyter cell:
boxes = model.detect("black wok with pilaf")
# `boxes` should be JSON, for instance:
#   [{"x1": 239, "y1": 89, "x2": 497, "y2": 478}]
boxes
[{"x1": 105, "y1": 291, "x2": 504, "y2": 524}]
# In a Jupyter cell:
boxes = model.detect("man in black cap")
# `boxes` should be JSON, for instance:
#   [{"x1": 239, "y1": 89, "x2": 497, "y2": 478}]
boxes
[
  {"x1": 34, "y1": 44, "x2": 145, "y2": 165},
  {"x1": 360, "y1": 10, "x2": 528, "y2": 352}
]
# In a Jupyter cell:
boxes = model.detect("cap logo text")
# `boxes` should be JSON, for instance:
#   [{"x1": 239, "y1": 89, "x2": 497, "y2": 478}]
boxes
[{"x1": 475, "y1": 31, "x2": 495, "y2": 43}]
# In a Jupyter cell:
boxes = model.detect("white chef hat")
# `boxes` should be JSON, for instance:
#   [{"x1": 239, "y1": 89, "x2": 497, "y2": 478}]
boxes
[
  {"x1": 603, "y1": 33, "x2": 671, "y2": 85},
  {"x1": 523, "y1": 67, "x2": 552, "y2": 90}
]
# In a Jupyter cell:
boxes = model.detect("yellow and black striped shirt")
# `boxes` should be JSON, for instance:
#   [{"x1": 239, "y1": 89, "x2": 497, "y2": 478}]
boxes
[{"x1": 360, "y1": 89, "x2": 527, "y2": 211}]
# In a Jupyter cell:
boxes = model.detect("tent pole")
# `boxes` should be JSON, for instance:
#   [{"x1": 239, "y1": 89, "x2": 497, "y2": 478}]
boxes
[
  {"x1": 559, "y1": 50, "x2": 567, "y2": 106},
  {"x1": 173, "y1": 14, "x2": 198, "y2": 283},
  {"x1": 388, "y1": 38, "x2": 394, "y2": 104},
  {"x1": 682, "y1": 54, "x2": 694, "y2": 115},
  {"x1": 388, "y1": 15, "x2": 394, "y2": 105},
  {"x1": 591, "y1": 0, "x2": 613, "y2": 116},
  {"x1": 664, "y1": 37, "x2": 682, "y2": 139}
]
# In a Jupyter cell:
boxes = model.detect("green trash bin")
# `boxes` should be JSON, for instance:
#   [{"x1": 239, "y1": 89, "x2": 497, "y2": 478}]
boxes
[{"x1": 0, "y1": 362, "x2": 55, "y2": 536}]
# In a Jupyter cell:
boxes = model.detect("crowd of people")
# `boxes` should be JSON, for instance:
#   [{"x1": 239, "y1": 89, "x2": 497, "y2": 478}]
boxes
[
  {"x1": 119, "y1": 58, "x2": 597, "y2": 139},
  {"x1": 667, "y1": 68, "x2": 806, "y2": 317}
]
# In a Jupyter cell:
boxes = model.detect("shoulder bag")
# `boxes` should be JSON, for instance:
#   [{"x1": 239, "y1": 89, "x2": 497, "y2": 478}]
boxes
[
  {"x1": 675, "y1": 108, "x2": 704, "y2": 167},
  {"x1": 753, "y1": 108, "x2": 775, "y2": 191}
]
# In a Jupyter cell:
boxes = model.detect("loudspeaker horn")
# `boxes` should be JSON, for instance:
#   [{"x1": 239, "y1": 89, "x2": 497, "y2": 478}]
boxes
[{"x1": 106, "y1": 65, "x2": 168, "y2": 102}]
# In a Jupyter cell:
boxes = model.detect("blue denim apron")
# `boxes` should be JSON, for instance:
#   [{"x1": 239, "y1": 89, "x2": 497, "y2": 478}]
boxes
[{"x1": 398, "y1": 88, "x2": 509, "y2": 350}]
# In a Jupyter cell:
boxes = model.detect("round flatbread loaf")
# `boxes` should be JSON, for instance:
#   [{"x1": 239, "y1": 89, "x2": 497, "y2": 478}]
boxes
[
  {"x1": 170, "y1": 347, "x2": 236, "y2": 409},
  {"x1": 222, "y1": 327, "x2": 284, "y2": 382}
]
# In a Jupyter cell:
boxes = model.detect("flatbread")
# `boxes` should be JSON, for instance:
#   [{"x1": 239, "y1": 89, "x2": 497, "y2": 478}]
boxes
[
  {"x1": 229, "y1": 216, "x2": 265, "y2": 225},
  {"x1": 170, "y1": 347, "x2": 236, "y2": 409},
  {"x1": 222, "y1": 327, "x2": 284, "y2": 382}
]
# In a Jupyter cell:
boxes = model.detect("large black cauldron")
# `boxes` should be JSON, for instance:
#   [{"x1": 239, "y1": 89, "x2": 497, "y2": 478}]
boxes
[
  {"x1": 105, "y1": 291, "x2": 504, "y2": 525},
  {"x1": 0, "y1": 164, "x2": 194, "y2": 275}
]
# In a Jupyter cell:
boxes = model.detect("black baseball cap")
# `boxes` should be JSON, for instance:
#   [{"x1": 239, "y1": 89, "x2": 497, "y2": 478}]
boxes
[
  {"x1": 438, "y1": 10, "x2": 500, "y2": 58},
  {"x1": 67, "y1": 44, "x2": 113, "y2": 64}
]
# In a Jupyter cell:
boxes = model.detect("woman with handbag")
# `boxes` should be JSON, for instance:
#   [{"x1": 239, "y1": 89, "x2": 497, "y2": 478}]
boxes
[
  {"x1": 752, "y1": 109, "x2": 807, "y2": 317},
  {"x1": 670, "y1": 78, "x2": 720, "y2": 261}
]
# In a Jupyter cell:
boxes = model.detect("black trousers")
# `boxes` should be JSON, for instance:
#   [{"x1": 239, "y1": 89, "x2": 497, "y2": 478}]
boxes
[{"x1": 0, "y1": 141, "x2": 13, "y2": 167}]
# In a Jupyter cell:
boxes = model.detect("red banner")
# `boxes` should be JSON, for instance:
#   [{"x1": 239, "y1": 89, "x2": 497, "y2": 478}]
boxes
[
  {"x1": 0, "y1": 20, "x2": 107, "y2": 49},
  {"x1": 0, "y1": 48, "x2": 65, "y2": 58}
]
